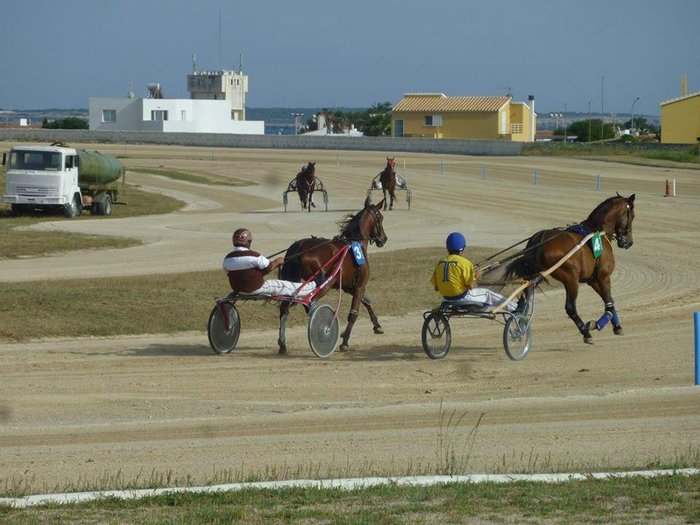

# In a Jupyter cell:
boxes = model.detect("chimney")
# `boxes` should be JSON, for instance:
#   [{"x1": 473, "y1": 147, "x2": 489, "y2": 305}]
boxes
[
  {"x1": 682, "y1": 74, "x2": 687, "y2": 97},
  {"x1": 528, "y1": 95, "x2": 536, "y2": 142}
]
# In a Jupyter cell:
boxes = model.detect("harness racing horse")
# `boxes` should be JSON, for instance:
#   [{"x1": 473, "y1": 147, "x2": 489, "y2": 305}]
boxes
[
  {"x1": 504, "y1": 193, "x2": 635, "y2": 344},
  {"x1": 296, "y1": 161, "x2": 316, "y2": 211},
  {"x1": 378, "y1": 157, "x2": 397, "y2": 210},
  {"x1": 277, "y1": 196, "x2": 388, "y2": 353}
]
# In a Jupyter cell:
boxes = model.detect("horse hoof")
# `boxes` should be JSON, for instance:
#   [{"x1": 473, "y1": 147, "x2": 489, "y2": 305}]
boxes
[
  {"x1": 585, "y1": 321, "x2": 598, "y2": 332},
  {"x1": 373, "y1": 326, "x2": 384, "y2": 335},
  {"x1": 338, "y1": 344, "x2": 349, "y2": 352},
  {"x1": 583, "y1": 336, "x2": 594, "y2": 345},
  {"x1": 278, "y1": 345, "x2": 288, "y2": 355},
  {"x1": 613, "y1": 326, "x2": 624, "y2": 335}
]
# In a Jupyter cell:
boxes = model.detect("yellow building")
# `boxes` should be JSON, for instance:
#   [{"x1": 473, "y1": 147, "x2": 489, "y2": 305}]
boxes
[
  {"x1": 392, "y1": 93, "x2": 536, "y2": 142},
  {"x1": 660, "y1": 91, "x2": 700, "y2": 144}
]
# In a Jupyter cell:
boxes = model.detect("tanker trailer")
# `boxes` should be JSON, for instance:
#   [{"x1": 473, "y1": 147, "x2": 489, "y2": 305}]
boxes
[{"x1": 2, "y1": 142, "x2": 125, "y2": 217}]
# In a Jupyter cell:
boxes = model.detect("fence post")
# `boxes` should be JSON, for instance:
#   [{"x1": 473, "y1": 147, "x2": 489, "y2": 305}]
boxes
[
  {"x1": 440, "y1": 160, "x2": 444, "y2": 175},
  {"x1": 695, "y1": 312, "x2": 699, "y2": 386},
  {"x1": 533, "y1": 169, "x2": 539, "y2": 185},
  {"x1": 336, "y1": 154, "x2": 340, "y2": 167},
  {"x1": 596, "y1": 174, "x2": 601, "y2": 191},
  {"x1": 482, "y1": 163, "x2": 486, "y2": 179}
]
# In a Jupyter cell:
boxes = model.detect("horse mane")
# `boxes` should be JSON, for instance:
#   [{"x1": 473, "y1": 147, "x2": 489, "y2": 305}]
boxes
[
  {"x1": 582, "y1": 196, "x2": 618, "y2": 229},
  {"x1": 336, "y1": 208, "x2": 366, "y2": 239}
]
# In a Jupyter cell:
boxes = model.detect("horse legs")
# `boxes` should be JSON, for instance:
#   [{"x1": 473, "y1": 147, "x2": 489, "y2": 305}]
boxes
[
  {"x1": 563, "y1": 279, "x2": 594, "y2": 344},
  {"x1": 278, "y1": 302, "x2": 290, "y2": 354},
  {"x1": 362, "y1": 294, "x2": 384, "y2": 334},
  {"x1": 587, "y1": 278, "x2": 623, "y2": 336},
  {"x1": 389, "y1": 190, "x2": 395, "y2": 210},
  {"x1": 381, "y1": 189, "x2": 388, "y2": 210},
  {"x1": 339, "y1": 291, "x2": 365, "y2": 351}
]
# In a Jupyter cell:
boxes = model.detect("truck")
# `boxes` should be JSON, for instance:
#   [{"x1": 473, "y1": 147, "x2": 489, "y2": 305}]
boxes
[{"x1": 2, "y1": 142, "x2": 125, "y2": 218}]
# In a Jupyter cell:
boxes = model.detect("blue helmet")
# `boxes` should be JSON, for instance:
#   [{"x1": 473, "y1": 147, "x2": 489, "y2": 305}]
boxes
[{"x1": 446, "y1": 232, "x2": 466, "y2": 252}]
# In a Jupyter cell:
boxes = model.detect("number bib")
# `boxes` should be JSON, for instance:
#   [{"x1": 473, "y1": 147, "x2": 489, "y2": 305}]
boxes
[
  {"x1": 350, "y1": 242, "x2": 366, "y2": 265},
  {"x1": 591, "y1": 232, "x2": 603, "y2": 259}
]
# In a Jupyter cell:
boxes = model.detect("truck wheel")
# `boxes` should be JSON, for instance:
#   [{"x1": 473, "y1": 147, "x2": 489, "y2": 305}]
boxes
[
  {"x1": 64, "y1": 195, "x2": 82, "y2": 218},
  {"x1": 10, "y1": 204, "x2": 24, "y2": 216},
  {"x1": 96, "y1": 195, "x2": 112, "y2": 216}
]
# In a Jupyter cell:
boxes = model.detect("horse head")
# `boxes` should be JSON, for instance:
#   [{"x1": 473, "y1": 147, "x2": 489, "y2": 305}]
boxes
[
  {"x1": 612, "y1": 193, "x2": 635, "y2": 249},
  {"x1": 586, "y1": 193, "x2": 636, "y2": 249},
  {"x1": 355, "y1": 195, "x2": 387, "y2": 247},
  {"x1": 386, "y1": 157, "x2": 396, "y2": 169}
]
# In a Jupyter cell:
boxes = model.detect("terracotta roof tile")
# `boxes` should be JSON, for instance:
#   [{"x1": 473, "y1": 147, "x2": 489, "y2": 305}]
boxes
[{"x1": 393, "y1": 93, "x2": 511, "y2": 113}]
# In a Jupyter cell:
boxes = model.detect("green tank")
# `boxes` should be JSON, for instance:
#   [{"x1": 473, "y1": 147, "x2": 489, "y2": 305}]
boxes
[{"x1": 77, "y1": 149, "x2": 125, "y2": 189}]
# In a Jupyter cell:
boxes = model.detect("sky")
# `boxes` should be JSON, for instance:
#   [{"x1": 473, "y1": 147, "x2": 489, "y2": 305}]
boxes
[{"x1": 1, "y1": 0, "x2": 699, "y2": 116}]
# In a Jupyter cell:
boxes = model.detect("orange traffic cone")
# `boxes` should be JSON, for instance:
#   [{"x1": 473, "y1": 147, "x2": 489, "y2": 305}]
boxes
[{"x1": 664, "y1": 179, "x2": 675, "y2": 197}]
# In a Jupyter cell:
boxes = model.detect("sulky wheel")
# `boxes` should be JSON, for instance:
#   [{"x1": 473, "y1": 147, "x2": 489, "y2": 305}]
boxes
[
  {"x1": 307, "y1": 304, "x2": 340, "y2": 358},
  {"x1": 503, "y1": 313, "x2": 532, "y2": 361},
  {"x1": 208, "y1": 302, "x2": 241, "y2": 354},
  {"x1": 421, "y1": 311, "x2": 451, "y2": 359}
]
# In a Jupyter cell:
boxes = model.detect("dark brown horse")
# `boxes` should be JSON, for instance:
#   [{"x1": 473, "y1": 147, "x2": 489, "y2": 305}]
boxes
[
  {"x1": 379, "y1": 157, "x2": 397, "y2": 210},
  {"x1": 296, "y1": 161, "x2": 316, "y2": 211},
  {"x1": 504, "y1": 193, "x2": 636, "y2": 344},
  {"x1": 277, "y1": 196, "x2": 387, "y2": 353}
]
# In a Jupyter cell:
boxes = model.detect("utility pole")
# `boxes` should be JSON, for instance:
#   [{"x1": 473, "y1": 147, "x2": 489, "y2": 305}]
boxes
[{"x1": 601, "y1": 75, "x2": 605, "y2": 140}]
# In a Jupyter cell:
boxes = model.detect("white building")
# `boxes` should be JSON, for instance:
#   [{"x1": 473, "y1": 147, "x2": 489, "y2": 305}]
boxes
[{"x1": 89, "y1": 69, "x2": 264, "y2": 134}]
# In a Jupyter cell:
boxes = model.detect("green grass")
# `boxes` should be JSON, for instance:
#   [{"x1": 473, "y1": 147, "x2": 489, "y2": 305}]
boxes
[
  {"x1": 522, "y1": 141, "x2": 700, "y2": 166},
  {"x1": 1, "y1": 473, "x2": 698, "y2": 524},
  {"x1": 0, "y1": 246, "x2": 462, "y2": 341},
  {"x1": 128, "y1": 167, "x2": 254, "y2": 186},
  {"x1": 0, "y1": 171, "x2": 184, "y2": 259}
]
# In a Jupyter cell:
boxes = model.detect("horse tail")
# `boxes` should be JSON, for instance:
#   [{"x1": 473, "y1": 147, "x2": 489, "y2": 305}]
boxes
[
  {"x1": 503, "y1": 232, "x2": 548, "y2": 281},
  {"x1": 279, "y1": 240, "x2": 304, "y2": 281}
]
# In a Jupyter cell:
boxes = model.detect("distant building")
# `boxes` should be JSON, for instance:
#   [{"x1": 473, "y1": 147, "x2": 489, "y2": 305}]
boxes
[
  {"x1": 660, "y1": 90, "x2": 700, "y2": 144},
  {"x1": 89, "y1": 68, "x2": 264, "y2": 134},
  {"x1": 392, "y1": 93, "x2": 536, "y2": 142}
]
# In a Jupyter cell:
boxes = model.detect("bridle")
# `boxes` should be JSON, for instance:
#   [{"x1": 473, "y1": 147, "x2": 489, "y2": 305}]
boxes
[
  {"x1": 365, "y1": 205, "x2": 386, "y2": 245},
  {"x1": 611, "y1": 199, "x2": 633, "y2": 247}
]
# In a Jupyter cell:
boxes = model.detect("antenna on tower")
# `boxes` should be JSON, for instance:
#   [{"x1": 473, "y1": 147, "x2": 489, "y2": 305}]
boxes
[
  {"x1": 238, "y1": 53, "x2": 243, "y2": 73},
  {"x1": 127, "y1": 79, "x2": 134, "y2": 99},
  {"x1": 192, "y1": 52, "x2": 197, "y2": 74},
  {"x1": 218, "y1": 11, "x2": 222, "y2": 70}
]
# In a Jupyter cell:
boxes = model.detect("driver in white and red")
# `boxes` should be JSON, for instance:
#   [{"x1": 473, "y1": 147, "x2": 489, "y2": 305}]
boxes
[{"x1": 223, "y1": 228, "x2": 317, "y2": 297}]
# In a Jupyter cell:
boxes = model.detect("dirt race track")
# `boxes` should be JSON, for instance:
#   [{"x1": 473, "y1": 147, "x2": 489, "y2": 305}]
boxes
[{"x1": 1, "y1": 144, "x2": 699, "y2": 492}]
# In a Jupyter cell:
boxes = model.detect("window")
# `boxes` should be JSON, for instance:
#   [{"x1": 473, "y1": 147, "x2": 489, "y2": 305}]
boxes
[
  {"x1": 424, "y1": 115, "x2": 442, "y2": 127},
  {"x1": 181, "y1": 110, "x2": 186, "y2": 121},
  {"x1": 500, "y1": 111, "x2": 507, "y2": 134},
  {"x1": 511, "y1": 123, "x2": 523, "y2": 134},
  {"x1": 102, "y1": 109, "x2": 116, "y2": 122},
  {"x1": 151, "y1": 110, "x2": 169, "y2": 121},
  {"x1": 394, "y1": 119, "x2": 404, "y2": 137}
]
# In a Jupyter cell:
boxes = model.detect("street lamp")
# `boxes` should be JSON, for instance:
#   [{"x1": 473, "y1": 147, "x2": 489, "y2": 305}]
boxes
[
  {"x1": 291, "y1": 112, "x2": 304, "y2": 135},
  {"x1": 549, "y1": 113, "x2": 562, "y2": 130},
  {"x1": 630, "y1": 96, "x2": 640, "y2": 136}
]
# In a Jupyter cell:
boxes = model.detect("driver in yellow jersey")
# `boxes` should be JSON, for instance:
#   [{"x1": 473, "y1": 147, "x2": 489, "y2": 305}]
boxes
[{"x1": 430, "y1": 232, "x2": 517, "y2": 311}]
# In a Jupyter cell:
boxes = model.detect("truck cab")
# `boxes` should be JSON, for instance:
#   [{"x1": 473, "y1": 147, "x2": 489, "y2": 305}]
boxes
[{"x1": 3, "y1": 144, "x2": 83, "y2": 217}]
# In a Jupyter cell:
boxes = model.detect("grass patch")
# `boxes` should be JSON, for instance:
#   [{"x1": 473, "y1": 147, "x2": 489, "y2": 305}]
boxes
[
  {"x1": 0, "y1": 246, "x2": 494, "y2": 341},
  {"x1": 522, "y1": 141, "x2": 700, "y2": 166},
  {"x1": 1, "y1": 473, "x2": 698, "y2": 524},
  {"x1": 0, "y1": 171, "x2": 184, "y2": 259},
  {"x1": 128, "y1": 167, "x2": 254, "y2": 186}
]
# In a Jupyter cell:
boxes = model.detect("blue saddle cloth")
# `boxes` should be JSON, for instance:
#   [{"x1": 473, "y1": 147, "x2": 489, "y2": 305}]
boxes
[{"x1": 567, "y1": 224, "x2": 592, "y2": 236}]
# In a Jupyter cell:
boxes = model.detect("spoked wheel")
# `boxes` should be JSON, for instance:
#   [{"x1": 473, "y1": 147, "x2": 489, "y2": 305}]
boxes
[
  {"x1": 421, "y1": 311, "x2": 451, "y2": 359},
  {"x1": 307, "y1": 304, "x2": 340, "y2": 358},
  {"x1": 503, "y1": 312, "x2": 532, "y2": 361},
  {"x1": 208, "y1": 302, "x2": 241, "y2": 354}
]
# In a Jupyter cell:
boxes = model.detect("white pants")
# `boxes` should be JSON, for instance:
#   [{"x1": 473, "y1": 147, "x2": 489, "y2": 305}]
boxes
[
  {"x1": 447, "y1": 288, "x2": 516, "y2": 312},
  {"x1": 252, "y1": 279, "x2": 316, "y2": 297}
]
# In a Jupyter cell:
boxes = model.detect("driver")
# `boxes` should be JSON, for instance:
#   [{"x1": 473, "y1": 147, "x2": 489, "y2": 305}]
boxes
[
  {"x1": 430, "y1": 232, "x2": 518, "y2": 312},
  {"x1": 224, "y1": 228, "x2": 318, "y2": 297}
]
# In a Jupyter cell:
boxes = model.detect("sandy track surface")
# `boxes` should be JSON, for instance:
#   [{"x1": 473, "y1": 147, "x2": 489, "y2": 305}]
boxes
[{"x1": 1, "y1": 145, "x2": 699, "y2": 491}]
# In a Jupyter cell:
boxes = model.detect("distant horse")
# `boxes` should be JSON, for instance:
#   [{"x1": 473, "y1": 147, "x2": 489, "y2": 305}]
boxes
[
  {"x1": 378, "y1": 157, "x2": 397, "y2": 211},
  {"x1": 296, "y1": 161, "x2": 316, "y2": 211},
  {"x1": 278, "y1": 196, "x2": 387, "y2": 353},
  {"x1": 504, "y1": 193, "x2": 635, "y2": 344}
]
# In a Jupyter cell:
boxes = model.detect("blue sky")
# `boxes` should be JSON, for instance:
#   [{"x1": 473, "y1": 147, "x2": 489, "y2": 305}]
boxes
[{"x1": 1, "y1": 0, "x2": 698, "y2": 116}]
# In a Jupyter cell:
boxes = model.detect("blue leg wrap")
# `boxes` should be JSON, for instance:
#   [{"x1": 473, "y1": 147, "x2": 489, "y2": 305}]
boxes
[
  {"x1": 596, "y1": 311, "x2": 613, "y2": 330},
  {"x1": 611, "y1": 310, "x2": 620, "y2": 326}
]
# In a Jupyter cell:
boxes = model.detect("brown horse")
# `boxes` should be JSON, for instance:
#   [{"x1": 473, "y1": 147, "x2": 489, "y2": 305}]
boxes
[
  {"x1": 504, "y1": 193, "x2": 636, "y2": 344},
  {"x1": 379, "y1": 157, "x2": 397, "y2": 210},
  {"x1": 277, "y1": 196, "x2": 387, "y2": 353},
  {"x1": 296, "y1": 161, "x2": 316, "y2": 211}
]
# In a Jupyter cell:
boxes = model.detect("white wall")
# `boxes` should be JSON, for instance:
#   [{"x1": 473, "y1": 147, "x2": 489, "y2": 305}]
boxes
[{"x1": 89, "y1": 97, "x2": 264, "y2": 134}]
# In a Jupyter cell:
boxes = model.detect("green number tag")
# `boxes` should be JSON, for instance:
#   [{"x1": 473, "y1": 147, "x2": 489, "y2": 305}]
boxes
[{"x1": 591, "y1": 233, "x2": 603, "y2": 259}]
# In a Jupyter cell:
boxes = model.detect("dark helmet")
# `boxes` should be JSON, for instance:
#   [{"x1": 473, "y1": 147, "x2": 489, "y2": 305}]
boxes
[
  {"x1": 446, "y1": 232, "x2": 466, "y2": 252},
  {"x1": 232, "y1": 228, "x2": 253, "y2": 247}
]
